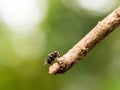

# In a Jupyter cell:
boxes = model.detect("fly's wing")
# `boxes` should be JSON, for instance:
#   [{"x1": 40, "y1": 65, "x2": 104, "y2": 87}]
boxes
[
  {"x1": 44, "y1": 61, "x2": 48, "y2": 65},
  {"x1": 43, "y1": 58, "x2": 48, "y2": 65},
  {"x1": 44, "y1": 53, "x2": 53, "y2": 65},
  {"x1": 43, "y1": 54, "x2": 51, "y2": 65}
]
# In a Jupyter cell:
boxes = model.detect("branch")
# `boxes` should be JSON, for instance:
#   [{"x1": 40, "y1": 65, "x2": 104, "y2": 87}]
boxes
[{"x1": 49, "y1": 6, "x2": 120, "y2": 75}]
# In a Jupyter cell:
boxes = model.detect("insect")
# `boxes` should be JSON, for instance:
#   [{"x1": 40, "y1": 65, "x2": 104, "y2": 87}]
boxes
[{"x1": 44, "y1": 50, "x2": 60, "y2": 65}]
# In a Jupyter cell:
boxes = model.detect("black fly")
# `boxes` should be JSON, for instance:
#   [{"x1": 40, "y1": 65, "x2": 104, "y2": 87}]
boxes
[{"x1": 44, "y1": 50, "x2": 60, "y2": 65}]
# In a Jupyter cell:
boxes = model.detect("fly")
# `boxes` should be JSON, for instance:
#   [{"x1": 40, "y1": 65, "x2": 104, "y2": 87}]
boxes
[{"x1": 44, "y1": 50, "x2": 60, "y2": 65}]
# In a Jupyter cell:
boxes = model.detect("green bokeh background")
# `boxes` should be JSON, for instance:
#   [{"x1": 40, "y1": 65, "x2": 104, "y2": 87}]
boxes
[{"x1": 0, "y1": 0, "x2": 120, "y2": 90}]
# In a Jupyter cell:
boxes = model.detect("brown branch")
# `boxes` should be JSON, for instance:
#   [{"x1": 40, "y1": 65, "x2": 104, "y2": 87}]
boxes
[{"x1": 49, "y1": 6, "x2": 120, "y2": 75}]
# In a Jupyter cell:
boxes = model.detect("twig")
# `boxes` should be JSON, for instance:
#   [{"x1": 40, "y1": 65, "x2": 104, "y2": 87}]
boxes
[{"x1": 49, "y1": 6, "x2": 120, "y2": 75}]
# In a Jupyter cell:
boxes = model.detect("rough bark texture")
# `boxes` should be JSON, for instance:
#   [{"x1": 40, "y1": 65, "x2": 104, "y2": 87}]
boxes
[{"x1": 49, "y1": 7, "x2": 120, "y2": 75}]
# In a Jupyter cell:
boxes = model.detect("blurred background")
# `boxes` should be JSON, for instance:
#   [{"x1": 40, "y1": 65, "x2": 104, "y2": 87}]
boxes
[{"x1": 0, "y1": 0, "x2": 120, "y2": 90}]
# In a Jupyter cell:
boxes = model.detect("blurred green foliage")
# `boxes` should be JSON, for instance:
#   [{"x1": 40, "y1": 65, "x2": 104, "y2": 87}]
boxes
[{"x1": 0, "y1": 0, "x2": 120, "y2": 90}]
